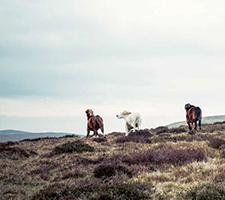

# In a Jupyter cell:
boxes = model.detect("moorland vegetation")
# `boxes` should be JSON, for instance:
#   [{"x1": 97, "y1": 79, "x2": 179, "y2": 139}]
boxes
[{"x1": 0, "y1": 122, "x2": 225, "y2": 199}]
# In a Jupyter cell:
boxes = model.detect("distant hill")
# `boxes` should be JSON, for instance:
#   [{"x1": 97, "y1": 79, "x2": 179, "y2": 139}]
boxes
[
  {"x1": 167, "y1": 115, "x2": 225, "y2": 128},
  {"x1": 0, "y1": 130, "x2": 84, "y2": 143},
  {"x1": 0, "y1": 130, "x2": 34, "y2": 136}
]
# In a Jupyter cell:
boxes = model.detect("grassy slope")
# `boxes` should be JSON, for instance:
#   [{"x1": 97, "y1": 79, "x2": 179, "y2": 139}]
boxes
[{"x1": 0, "y1": 123, "x2": 225, "y2": 200}]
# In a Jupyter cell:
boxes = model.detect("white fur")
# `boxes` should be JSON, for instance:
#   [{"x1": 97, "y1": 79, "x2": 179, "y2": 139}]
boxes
[{"x1": 116, "y1": 110, "x2": 142, "y2": 136}]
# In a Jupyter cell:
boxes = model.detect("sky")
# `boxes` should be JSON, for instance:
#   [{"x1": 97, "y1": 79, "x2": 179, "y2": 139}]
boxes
[{"x1": 1, "y1": 0, "x2": 225, "y2": 135}]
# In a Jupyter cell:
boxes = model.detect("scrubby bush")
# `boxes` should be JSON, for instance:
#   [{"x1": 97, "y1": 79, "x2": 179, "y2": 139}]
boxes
[
  {"x1": 93, "y1": 163, "x2": 133, "y2": 179},
  {"x1": 32, "y1": 182, "x2": 153, "y2": 200},
  {"x1": 122, "y1": 146, "x2": 205, "y2": 166},
  {"x1": 115, "y1": 129, "x2": 153, "y2": 144},
  {"x1": 0, "y1": 146, "x2": 37, "y2": 160},
  {"x1": 152, "y1": 125, "x2": 187, "y2": 135},
  {"x1": 168, "y1": 126, "x2": 187, "y2": 134},
  {"x1": 209, "y1": 138, "x2": 225, "y2": 149},
  {"x1": 49, "y1": 140, "x2": 94, "y2": 156},
  {"x1": 22, "y1": 135, "x2": 78, "y2": 142},
  {"x1": 115, "y1": 136, "x2": 146, "y2": 143},
  {"x1": 93, "y1": 137, "x2": 107, "y2": 143},
  {"x1": 151, "y1": 126, "x2": 169, "y2": 135},
  {"x1": 0, "y1": 141, "x2": 19, "y2": 148},
  {"x1": 107, "y1": 132, "x2": 125, "y2": 137},
  {"x1": 148, "y1": 135, "x2": 194, "y2": 144},
  {"x1": 29, "y1": 162, "x2": 61, "y2": 181},
  {"x1": 181, "y1": 183, "x2": 225, "y2": 200},
  {"x1": 221, "y1": 150, "x2": 225, "y2": 158},
  {"x1": 214, "y1": 172, "x2": 225, "y2": 183},
  {"x1": 202, "y1": 122, "x2": 225, "y2": 133},
  {"x1": 128, "y1": 129, "x2": 153, "y2": 138},
  {"x1": 62, "y1": 170, "x2": 85, "y2": 179}
]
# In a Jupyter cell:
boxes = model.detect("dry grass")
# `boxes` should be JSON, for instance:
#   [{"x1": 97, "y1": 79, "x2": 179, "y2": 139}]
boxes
[{"x1": 0, "y1": 123, "x2": 225, "y2": 199}]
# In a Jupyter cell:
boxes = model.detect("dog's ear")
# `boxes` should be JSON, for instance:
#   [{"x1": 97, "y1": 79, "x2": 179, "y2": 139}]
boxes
[{"x1": 123, "y1": 110, "x2": 132, "y2": 115}]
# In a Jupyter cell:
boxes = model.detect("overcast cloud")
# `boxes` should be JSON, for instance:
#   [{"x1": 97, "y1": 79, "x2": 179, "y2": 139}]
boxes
[{"x1": 1, "y1": 0, "x2": 225, "y2": 134}]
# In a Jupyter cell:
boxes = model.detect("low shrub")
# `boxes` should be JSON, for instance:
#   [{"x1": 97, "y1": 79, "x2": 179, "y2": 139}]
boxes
[
  {"x1": 0, "y1": 141, "x2": 19, "y2": 148},
  {"x1": 107, "y1": 132, "x2": 125, "y2": 137},
  {"x1": 214, "y1": 121, "x2": 225, "y2": 125},
  {"x1": 122, "y1": 146, "x2": 205, "y2": 166},
  {"x1": 93, "y1": 137, "x2": 107, "y2": 143},
  {"x1": 49, "y1": 140, "x2": 94, "y2": 156},
  {"x1": 152, "y1": 126, "x2": 169, "y2": 135},
  {"x1": 181, "y1": 183, "x2": 225, "y2": 200},
  {"x1": 32, "y1": 182, "x2": 153, "y2": 200},
  {"x1": 221, "y1": 150, "x2": 225, "y2": 158},
  {"x1": 93, "y1": 163, "x2": 133, "y2": 179},
  {"x1": 115, "y1": 130, "x2": 153, "y2": 144},
  {"x1": 115, "y1": 136, "x2": 147, "y2": 143},
  {"x1": 209, "y1": 138, "x2": 225, "y2": 149},
  {"x1": 214, "y1": 172, "x2": 225, "y2": 183},
  {"x1": 220, "y1": 144, "x2": 225, "y2": 150},
  {"x1": 21, "y1": 135, "x2": 78, "y2": 142},
  {"x1": 29, "y1": 162, "x2": 61, "y2": 181},
  {"x1": 202, "y1": 123, "x2": 225, "y2": 133},
  {"x1": 62, "y1": 170, "x2": 85, "y2": 179},
  {"x1": 128, "y1": 129, "x2": 153, "y2": 138},
  {"x1": 168, "y1": 126, "x2": 187, "y2": 134},
  {"x1": 148, "y1": 135, "x2": 192, "y2": 144},
  {"x1": 0, "y1": 146, "x2": 37, "y2": 160}
]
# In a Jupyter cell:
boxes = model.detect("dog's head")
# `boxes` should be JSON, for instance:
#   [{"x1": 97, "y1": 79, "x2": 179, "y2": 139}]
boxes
[
  {"x1": 184, "y1": 103, "x2": 192, "y2": 111},
  {"x1": 116, "y1": 110, "x2": 132, "y2": 119},
  {"x1": 85, "y1": 109, "x2": 94, "y2": 118}
]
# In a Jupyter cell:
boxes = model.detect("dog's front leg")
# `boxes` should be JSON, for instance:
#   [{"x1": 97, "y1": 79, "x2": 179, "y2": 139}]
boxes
[{"x1": 125, "y1": 124, "x2": 129, "y2": 136}]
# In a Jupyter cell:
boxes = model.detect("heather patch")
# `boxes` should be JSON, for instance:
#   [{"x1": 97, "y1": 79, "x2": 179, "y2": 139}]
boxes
[
  {"x1": 115, "y1": 129, "x2": 153, "y2": 143},
  {"x1": 32, "y1": 181, "x2": 153, "y2": 200},
  {"x1": 221, "y1": 150, "x2": 225, "y2": 158},
  {"x1": 128, "y1": 129, "x2": 153, "y2": 138},
  {"x1": 180, "y1": 183, "x2": 225, "y2": 200},
  {"x1": 0, "y1": 141, "x2": 19, "y2": 148},
  {"x1": 168, "y1": 126, "x2": 187, "y2": 134},
  {"x1": 48, "y1": 140, "x2": 94, "y2": 156},
  {"x1": 152, "y1": 126, "x2": 169, "y2": 135},
  {"x1": 0, "y1": 146, "x2": 37, "y2": 160},
  {"x1": 93, "y1": 137, "x2": 107, "y2": 143},
  {"x1": 94, "y1": 163, "x2": 133, "y2": 179},
  {"x1": 151, "y1": 126, "x2": 187, "y2": 135},
  {"x1": 209, "y1": 138, "x2": 225, "y2": 149},
  {"x1": 122, "y1": 146, "x2": 205, "y2": 166},
  {"x1": 107, "y1": 132, "x2": 125, "y2": 137}
]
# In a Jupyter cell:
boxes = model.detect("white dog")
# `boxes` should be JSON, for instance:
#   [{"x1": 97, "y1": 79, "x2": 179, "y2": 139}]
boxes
[{"x1": 116, "y1": 110, "x2": 142, "y2": 136}]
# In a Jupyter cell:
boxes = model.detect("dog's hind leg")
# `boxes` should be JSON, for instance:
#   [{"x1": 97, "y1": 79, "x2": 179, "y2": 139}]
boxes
[{"x1": 199, "y1": 120, "x2": 202, "y2": 130}]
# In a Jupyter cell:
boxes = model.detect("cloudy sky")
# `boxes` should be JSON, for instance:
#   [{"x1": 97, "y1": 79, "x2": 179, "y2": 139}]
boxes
[{"x1": 1, "y1": 0, "x2": 225, "y2": 135}]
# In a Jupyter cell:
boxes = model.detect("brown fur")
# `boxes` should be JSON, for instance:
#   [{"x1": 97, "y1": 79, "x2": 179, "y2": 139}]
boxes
[
  {"x1": 185, "y1": 103, "x2": 202, "y2": 131},
  {"x1": 85, "y1": 109, "x2": 104, "y2": 137}
]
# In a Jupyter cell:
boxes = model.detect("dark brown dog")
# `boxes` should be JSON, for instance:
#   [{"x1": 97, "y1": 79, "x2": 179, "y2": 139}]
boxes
[
  {"x1": 185, "y1": 103, "x2": 202, "y2": 131},
  {"x1": 85, "y1": 109, "x2": 104, "y2": 137}
]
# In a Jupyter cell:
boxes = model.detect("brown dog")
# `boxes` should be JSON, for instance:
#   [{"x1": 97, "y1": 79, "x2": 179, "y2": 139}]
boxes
[
  {"x1": 85, "y1": 109, "x2": 104, "y2": 137},
  {"x1": 185, "y1": 103, "x2": 202, "y2": 131}
]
